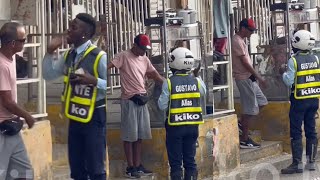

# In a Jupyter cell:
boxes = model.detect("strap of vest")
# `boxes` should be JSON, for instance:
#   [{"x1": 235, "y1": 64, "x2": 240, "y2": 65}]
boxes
[
  {"x1": 64, "y1": 45, "x2": 98, "y2": 62},
  {"x1": 64, "y1": 50, "x2": 70, "y2": 60},
  {"x1": 167, "y1": 78, "x2": 172, "y2": 94},
  {"x1": 93, "y1": 51, "x2": 106, "y2": 77},
  {"x1": 292, "y1": 56, "x2": 297, "y2": 71}
]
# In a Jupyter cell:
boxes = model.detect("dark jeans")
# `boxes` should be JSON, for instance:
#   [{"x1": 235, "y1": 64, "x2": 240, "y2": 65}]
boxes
[
  {"x1": 68, "y1": 107, "x2": 107, "y2": 180},
  {"x1": 289, "y1": 93, "x2": 318, "y2": 141},
  {"x1": 165, "y1": 124, "x2": 199, "y2": 175}
]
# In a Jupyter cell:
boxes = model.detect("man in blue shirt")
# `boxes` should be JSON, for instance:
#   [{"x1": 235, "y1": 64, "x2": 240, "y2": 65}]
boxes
[
  {"x1": 158, "y1": 47, "x2": 206, "y2": 180},
  {"x1": 42, "y1": 13, "x2": 107, "y2": 180},
  {"x1": 280, "y1": 30, "x2": 319, "y2": 174}
]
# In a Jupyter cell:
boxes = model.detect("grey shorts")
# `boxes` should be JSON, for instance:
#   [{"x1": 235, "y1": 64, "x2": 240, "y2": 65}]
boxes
[
  {"x1": 120, "y1": 99, "x2": 152, "y2": 142},
  {"x1": 236, "y1": 79, "x2": 268, "y2": 116},
  {"x1": 0, "y1": 133, "x2": 33, "y2": 180}
]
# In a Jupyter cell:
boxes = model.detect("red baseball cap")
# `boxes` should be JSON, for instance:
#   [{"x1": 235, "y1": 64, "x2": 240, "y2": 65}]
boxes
[
  {"x1": 134, "y1": 34, "x2": 151, "y2": 50},
  {"x1": 240, "y1": 18, "x2": 257, "y2": 31}
]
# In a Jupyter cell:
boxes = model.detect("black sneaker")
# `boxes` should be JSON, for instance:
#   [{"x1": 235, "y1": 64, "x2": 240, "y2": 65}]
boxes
[
  {"x1": 240, "y1": 138, "x2": 261, "y2": 149},
  {"x1": 125, "y1": 166, "x2": 141, "y2": 179},
  {"x1": 137, "y1": 164, "x2": 153, "y2": 175}
]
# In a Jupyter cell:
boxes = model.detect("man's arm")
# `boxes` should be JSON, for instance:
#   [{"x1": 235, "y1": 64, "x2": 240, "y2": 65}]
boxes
[
  {"x1": 42, "y1": 53, "x2": 65, "y2": 80},
  {"x1": 281, "y1": 58, "x2": 295, "y2": 87},
  {"x1": 147, "y1": 70, "x2": 164, "y2": 84},
  {"x1": 196, "y1": 77, "x2": 207, "y2": 96},
  {"x1": 239, "y1": 55, "x2": 263, "y2": 81},
  {"x1": 0, "y1": 66, "x2": 34, "y2": 127},
  {"x1": 108, "y1": 52, "x2": 122, "y2": 70},
  {"x1": 96, "y1": 53, "x2": 107, "y2": 90},
  {"x1": 42, "y1": 36, "x2": 65, "y2": 80},
  {"x1": 0, "y1": 91, "x2": 35, "y2": 128},
  {"x1": 76, "y1": 53, "x2": 108, "y2": 89},
  {"x1": 158, "y1": 80, "x2": 169, "y2": 110},
  {"x1": 107, "y1": 62, "x2": 115, "y2": 69}
]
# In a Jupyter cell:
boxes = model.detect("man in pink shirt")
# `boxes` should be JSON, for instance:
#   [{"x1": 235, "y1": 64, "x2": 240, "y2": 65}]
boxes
[
  {"x1": 232, "y1": 18, "x2": 268, "y2": 149},
  {"x1": 108, "y1": 34, "x2": 163, "y2": 178},
  {"x1": 0, "y1": 22, "x2": 35, "y2": 180}
]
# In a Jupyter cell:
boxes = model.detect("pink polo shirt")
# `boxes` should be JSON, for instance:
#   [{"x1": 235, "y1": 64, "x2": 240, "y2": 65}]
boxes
[
  {"x1": 0, "y1": 53, "x2": 17, "y2": 123},
  {"x1": 231, "y1": 34, "x2": 252, "y2": 80},
  {"x1": 112, "y1": 50, "x2": 156, "y2": 99}
]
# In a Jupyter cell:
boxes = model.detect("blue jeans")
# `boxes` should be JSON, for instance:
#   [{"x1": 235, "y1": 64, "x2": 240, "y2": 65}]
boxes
[
  {"x1": 289, "y1": 93, "x2": 318, "y2": 141},
  {"x1": 165, "y1": 124, "x2": 199, "y2": 175},
  {"x1": 68, "y1": 107, "x2": 107, "y2": 180}
]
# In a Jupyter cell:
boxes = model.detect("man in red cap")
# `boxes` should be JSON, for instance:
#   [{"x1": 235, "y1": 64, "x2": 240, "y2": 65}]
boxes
[
  {"x1": 231, "y1": 18, "x2": 268, "y2": 149},
  {"x1": 108, "y1": 34, "x2": 163, "y2": 178}
]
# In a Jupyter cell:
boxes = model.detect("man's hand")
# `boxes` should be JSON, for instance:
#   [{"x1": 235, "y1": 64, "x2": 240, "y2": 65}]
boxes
[
  {"x1": 279, "y1": 64, "x2": 287, "y2": 75},
  {"x1": 47, "y1": 36, "x2": 64, "y2": 54},
  {"x1": 70, "y1": 71, "x2": 97, "y2": 86},
  {"x1": 25, "y1": 114, "x2": 35, "y2": 129},
  {"x1": 258, "y1": 78, "x2": 268, "y2": 89},
  {"x1": 193, "y1": 62, "x2": 201, "y2": 77}
]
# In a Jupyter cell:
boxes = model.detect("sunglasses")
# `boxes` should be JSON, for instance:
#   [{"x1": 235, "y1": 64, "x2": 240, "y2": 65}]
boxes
[{"x1": 14, "y1": 38, "x2": 27, "y2": 43}]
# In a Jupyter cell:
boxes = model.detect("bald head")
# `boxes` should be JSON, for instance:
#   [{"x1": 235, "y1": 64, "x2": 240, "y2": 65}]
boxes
[{"x1": 0, "y1": 22, "x2": 24, "y2": 45}]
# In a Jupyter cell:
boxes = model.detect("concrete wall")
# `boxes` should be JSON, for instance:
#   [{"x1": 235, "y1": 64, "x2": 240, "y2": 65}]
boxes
[
  {"x1": 235, "y1": 101, "x2": 320, "y2": 152},
  {"x1": 47, "y1": 102, "x2": 240, "y2": 178},
  {"x1": 22, "y1": 120, "x2": 53, "y2": 180},
  {"x1": 47, "y1": 104, "x2": 68, "y2": 144},
  {"x1": 107, "y1": 114, "x2": 240, "y2": 179}
]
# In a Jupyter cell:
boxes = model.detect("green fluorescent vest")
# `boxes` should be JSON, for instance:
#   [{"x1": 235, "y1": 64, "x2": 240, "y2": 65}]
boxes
[
  {"x1": 293, "y1": 52, "x2": 320, "y2": 99},
  {"x1": 167, "y1": 74, "x2": 204, "y2": 126},
  {"x1": 61, "y1": 45, "x2": 105, "y2": 123}
]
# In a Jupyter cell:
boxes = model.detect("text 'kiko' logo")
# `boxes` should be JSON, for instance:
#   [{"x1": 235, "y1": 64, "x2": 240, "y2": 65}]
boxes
[
  {"x1": 71, "y1": 104, "x2": 87, "y2": 116},
  {"x1": 175, "y1": 113, "x2": 200, "y2": 121},
  {"x1": 301, "y1": 87, "x2": 320, "y2": 96}
]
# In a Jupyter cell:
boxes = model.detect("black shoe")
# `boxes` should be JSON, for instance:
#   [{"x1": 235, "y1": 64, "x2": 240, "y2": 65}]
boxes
[
  {"x1": 240, "y1": 138, "x2": 261, "y2": 149},
  {"x1": 137, "y1": 164, "x2": 152, "y2": 175},
  {"x1": 306, "y1": 138, "x2": 318, "y2": 171},
  {"x1": 281, "y1": 139, "x2": 303, "y2": 174},
  {"x1": 281, "y1": 163, "x2": 303, "y2": 174},
  {"x1": 305, "y1": 162, "x2": 316, "y2": 171},
  {"x1": 184, "y1": 170, "x2": 198, "y2": 180},
  {"x1": 171, "y1": 171, "x2": 182, "y2": 180},
  {"x1": 125, "y1": 166, "x2": 141, "y2": 179}
]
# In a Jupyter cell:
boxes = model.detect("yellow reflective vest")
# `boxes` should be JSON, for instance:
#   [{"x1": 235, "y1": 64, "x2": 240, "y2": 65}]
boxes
[
  {"x1": 167, "y1": 74, "x2": 204, "y2": 126},
  {"x1": 61, "y1": 45, "x2": 105, "y2": 123},
  {"x1": 292, "y1": 52, "x2": 320, "y2": 99}
]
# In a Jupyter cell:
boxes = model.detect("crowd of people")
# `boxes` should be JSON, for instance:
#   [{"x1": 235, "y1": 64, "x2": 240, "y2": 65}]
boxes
[{"x1": 0, "y1": 13, "x2": 319, "y2": 180}]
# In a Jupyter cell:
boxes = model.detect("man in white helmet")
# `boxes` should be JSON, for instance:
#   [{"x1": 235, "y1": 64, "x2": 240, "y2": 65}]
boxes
[
  {"x1": 280, "y1": 30, "x2": 319, "y2": 174},
  {"x1": 158, "y1": 47, "x2": 206, "y2": 180}
]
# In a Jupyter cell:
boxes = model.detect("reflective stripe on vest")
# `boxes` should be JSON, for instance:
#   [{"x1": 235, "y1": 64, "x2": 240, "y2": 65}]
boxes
[
  {"x1": 167, "y1": 74, "x2": 204, "y2": 126},
  {"x1": 293, "y1": 53, "x2": 320, "y2": 99},
  {"x1": 61, "y1": 45, "x2": 105, "y2": 123}
]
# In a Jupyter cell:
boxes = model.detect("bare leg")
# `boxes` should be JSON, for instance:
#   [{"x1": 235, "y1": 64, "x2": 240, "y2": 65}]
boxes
[
  {"x1": 239, "y1": 105, "x2": 265, "y2": 141},
  {"x1": 239, "y1": 114, "x2": 255, "y2": 141},
  {"x1": 133, "y1": 139, "x2": 142, "y2": 167},
  {"x1": 123, "y1": 141, "x2": 134, "y2": 167}
]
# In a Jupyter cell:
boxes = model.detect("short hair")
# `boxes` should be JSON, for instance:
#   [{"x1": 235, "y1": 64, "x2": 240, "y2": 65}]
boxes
[
  {"x1": 76, "y1": 13, "x2": 96, "y2": 38},
  {"x1": 0, "y1": 22, "x2": 24, "y2": 45}
]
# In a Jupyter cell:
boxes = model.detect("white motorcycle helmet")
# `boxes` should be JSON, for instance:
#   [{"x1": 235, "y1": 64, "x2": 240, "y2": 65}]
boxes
[
  {"x1": 169, "y1": 47, "x2": 194, "y2": 71},
  {"x1": 292, "y1": 30, "x2": 315, "y2": 51}
]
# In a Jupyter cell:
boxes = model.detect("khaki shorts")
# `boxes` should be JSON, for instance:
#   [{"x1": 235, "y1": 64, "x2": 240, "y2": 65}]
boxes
[
  {"x1": 0, "y1": 133, "x2": 33, "y2": 180},
  {"x1": 236, "y1": 79, "x2": 268, "y2": 116},
  {"x1": 120, "y1": 99, "x2": 152, "y2": 142}
]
